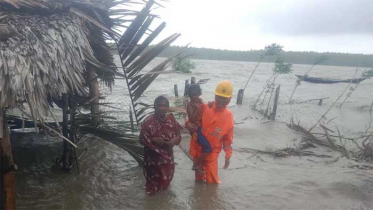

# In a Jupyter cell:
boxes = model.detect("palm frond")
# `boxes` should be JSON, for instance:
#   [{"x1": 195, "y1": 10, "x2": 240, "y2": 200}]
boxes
[{"x1": 79, "y1": 124, "x2": 144, "y2": 165}]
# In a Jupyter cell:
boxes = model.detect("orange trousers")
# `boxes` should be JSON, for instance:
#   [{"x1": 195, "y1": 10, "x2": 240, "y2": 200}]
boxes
[
  {"x1": 194, "y1": 157, "x2": 221, "y2": 184},
  {"x1": 191, "y1": 138, "x2": 221, "y2": 184}
]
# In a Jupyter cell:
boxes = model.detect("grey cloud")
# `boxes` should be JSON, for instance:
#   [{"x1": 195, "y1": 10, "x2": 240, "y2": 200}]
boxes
[{"x1": 255, "y1": 0, "x2": 373, "y2": 35}]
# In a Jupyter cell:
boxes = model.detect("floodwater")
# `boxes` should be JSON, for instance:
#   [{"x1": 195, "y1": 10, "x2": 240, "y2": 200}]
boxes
[{"x1": 12, "y1": 57, "x2": 373, "y2": 209}]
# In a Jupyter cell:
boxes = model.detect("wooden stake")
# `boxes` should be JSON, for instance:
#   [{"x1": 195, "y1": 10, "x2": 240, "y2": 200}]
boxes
[
  {"x1": 184, "y1": 79, "x2": 189, "y2": 96},
  {"x1": 236, "y1": 89, "x2": 244, "y2": 105},
  {"x1": 191, "y1": 77, "x2": 196, "y2": 85},
  {"x1": 174, "y1": 84, "x2": 179, "y2": 97},
  {"x1": 270, "y1": 85, "x2": 280, "y2": 120}
]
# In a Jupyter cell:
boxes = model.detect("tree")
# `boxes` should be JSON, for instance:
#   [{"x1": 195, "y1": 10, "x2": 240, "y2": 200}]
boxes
[
  {"x1": 362, "y1": 69, "x2": 373, "y2": 78},
  {"x1": 242, "y1": 43, "x2": 283, "y2": 94},
  {"x1": 172, "y1": 57, "x2": 196, "y2": 73}
]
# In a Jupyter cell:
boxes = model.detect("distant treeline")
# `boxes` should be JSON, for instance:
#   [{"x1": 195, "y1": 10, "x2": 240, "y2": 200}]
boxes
[
  {"x1": 158, "y1": 46, "x2": 373, "y2": 68},
  {"x1": 109, "y1": 43, "x2": 373, "y2": 68}
]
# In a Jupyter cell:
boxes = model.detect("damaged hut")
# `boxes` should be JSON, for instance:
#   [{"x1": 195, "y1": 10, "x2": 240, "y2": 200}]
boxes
[
  {"x1": 1, "y1": 0, "x2": 184, "y2": 208},
  {"x1": 0, "y1": 0, "x2": 121, "y2": 208}
]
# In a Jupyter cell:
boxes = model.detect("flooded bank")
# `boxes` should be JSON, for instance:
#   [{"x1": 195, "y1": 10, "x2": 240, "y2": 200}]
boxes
[{"x1": 13, "y1": 58, "x2": 373, "y2": 209}]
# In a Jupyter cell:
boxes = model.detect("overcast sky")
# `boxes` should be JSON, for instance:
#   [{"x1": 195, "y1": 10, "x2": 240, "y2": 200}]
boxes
[{"x1": 146, "y1": 0, "x2": 373, "y2": 54}]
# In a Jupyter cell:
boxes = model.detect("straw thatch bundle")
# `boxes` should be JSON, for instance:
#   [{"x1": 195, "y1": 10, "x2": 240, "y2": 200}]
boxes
[
  {"x1": 0, "y1": 0, "x2": 124, "y2": 118},
  {"x1": 0, "y1": 13, "x2": 91, "y2": 117}
]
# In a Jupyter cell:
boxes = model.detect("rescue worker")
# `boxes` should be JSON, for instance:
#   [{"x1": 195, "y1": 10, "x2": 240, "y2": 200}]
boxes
[{"x1": 186, "y1": 80, "x2": 234, "y2": 184}]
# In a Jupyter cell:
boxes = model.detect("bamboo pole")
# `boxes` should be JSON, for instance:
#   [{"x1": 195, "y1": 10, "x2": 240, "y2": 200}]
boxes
[{"x1": 0, "y1": 109, "x2": 16, "y2": 210}]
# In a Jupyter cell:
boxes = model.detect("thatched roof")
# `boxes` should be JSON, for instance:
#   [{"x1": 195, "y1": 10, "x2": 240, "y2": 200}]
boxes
[{"x1": 0, "y1": 0, "x2": 127, "y2": 118}]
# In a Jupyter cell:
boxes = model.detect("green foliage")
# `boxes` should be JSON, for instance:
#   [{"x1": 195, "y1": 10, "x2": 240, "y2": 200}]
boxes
[
  {"x1": 172, "y1": 57, "x2": 196, "y2": 73},
  {"x1": 362, "y1": 69, "x2": 373, "y2": 78},
  {"x1": 264, "y1": 43, "x2": 284, "y2": 57},
  {"x1": 273, "y1": 58, "x2": 293, "y2": 74}
]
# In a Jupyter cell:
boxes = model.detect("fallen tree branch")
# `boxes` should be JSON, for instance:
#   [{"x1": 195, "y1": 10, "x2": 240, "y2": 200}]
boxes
[
  {"x1": 238, "y1": 147, "x2": 332, "y2": 158},
  {"x1": 288, "y1": 121, "x2": 349, "y2": 158},
  {"x1": 310, "y1": 132, "x2": 370, "y2": 141}
]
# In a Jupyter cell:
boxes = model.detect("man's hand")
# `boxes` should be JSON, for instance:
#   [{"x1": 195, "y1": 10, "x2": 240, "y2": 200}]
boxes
[
  {"x1": 223, "y1": 158, "x2": 230, "y2": 169},
  {"x1": 186, "y1": 122, "x2": 197, "y2": 132},
  {"x1": 151, "y1": 137, "x2": 164, "y2": 145}
]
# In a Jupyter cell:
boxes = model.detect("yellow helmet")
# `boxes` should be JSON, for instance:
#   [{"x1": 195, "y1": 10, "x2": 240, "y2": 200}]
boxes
[{"x1": 215, "y1": 80, "x2": 233, "y2": 98}]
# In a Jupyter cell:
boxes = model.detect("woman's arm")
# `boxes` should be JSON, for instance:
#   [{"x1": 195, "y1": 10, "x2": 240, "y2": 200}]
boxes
[
  {"x1": 166, "y1": 114, "x2": 182, "y2": 146},
  {"x1": 166, "y1": 135, "x2": 181, "y2": 146}
]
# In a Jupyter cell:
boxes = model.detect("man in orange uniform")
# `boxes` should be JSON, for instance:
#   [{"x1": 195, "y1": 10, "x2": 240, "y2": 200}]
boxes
[{"x1": 186, "y1": 80, "x2": 234, "y2": 184}]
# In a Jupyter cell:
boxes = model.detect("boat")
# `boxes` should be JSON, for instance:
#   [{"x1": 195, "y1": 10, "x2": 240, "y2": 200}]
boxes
[{"x1": 295, "y1": 75, "x2": 366, "y2": 84}]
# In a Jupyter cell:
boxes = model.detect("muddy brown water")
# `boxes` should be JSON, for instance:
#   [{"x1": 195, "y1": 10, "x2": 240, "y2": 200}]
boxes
[{"x1": 12, "y1": 58, "x2": 373, "y2": 209}]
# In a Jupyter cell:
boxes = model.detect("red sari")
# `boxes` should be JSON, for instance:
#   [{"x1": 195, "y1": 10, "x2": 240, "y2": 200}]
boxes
[{"x1": 140, "y1": 113, "x2": 181, "y2": 195}]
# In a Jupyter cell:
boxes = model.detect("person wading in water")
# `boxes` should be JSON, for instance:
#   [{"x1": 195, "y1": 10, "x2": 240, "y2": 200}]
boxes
[
  {"x1": 186, "y1": 80, "x2": 234, "y2": 183},
  {"x1": 139, "y1": 96, "x2": 182, "y2": 195}
]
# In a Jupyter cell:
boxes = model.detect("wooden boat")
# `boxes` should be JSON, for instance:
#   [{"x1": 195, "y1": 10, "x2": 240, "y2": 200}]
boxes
[{"x1": 295, "y1": 75, "x2": 366, "y2": 84}]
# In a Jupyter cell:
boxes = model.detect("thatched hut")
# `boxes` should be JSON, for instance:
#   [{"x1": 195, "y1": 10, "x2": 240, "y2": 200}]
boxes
[
  {"x1": 0, "y1": 0, "x2": 183, "y2": 207},
  {"x1": 0, "y1": 0, "x2": 132, "y2": 208}
]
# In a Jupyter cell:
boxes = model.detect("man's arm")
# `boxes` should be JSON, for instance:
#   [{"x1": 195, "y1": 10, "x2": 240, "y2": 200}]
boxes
[
  {"x1": 185, "y1": 120, "x2": 197, "y2": 133},
  {"x1": 222, "y1": 127, "x2": 233, "y2": 169}
]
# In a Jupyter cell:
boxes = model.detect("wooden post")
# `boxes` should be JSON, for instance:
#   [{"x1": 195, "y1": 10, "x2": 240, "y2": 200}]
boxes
[
  {"x1": 191, "y1": 77, "x2": 196, "y2": 85},
  {"x1": 318, "y1": 99, "x2": 323, "y2": 106},
  {"x1": 174, "y1": 84, "x2": 179, "y2": 97},
  {"x1": 62, "y1": 94, "x2": 70, "y2": 171},
  {"x1": 69, "y1": 95, "x2": 80, "y2": 174},
  {"x1": 87, "y1": 67, "x2": 100, "y2": 125},
  {"x1": 184, "y1": 79, "x2": 189, "y2": 96},
  {"x1": 236, "y1": 89, "x2": 244, "y2": 105},
  {"x1": 270, "y1": 85, "x2": 280, "y2": 120},
  {"x1": 0, "y1": 109, "x2": 16, "y2": 210}
]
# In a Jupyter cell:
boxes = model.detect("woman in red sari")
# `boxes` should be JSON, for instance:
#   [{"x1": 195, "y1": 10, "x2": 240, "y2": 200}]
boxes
[{"x1": 139, "y1": 96, "x2": 182, "y2": 195}]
